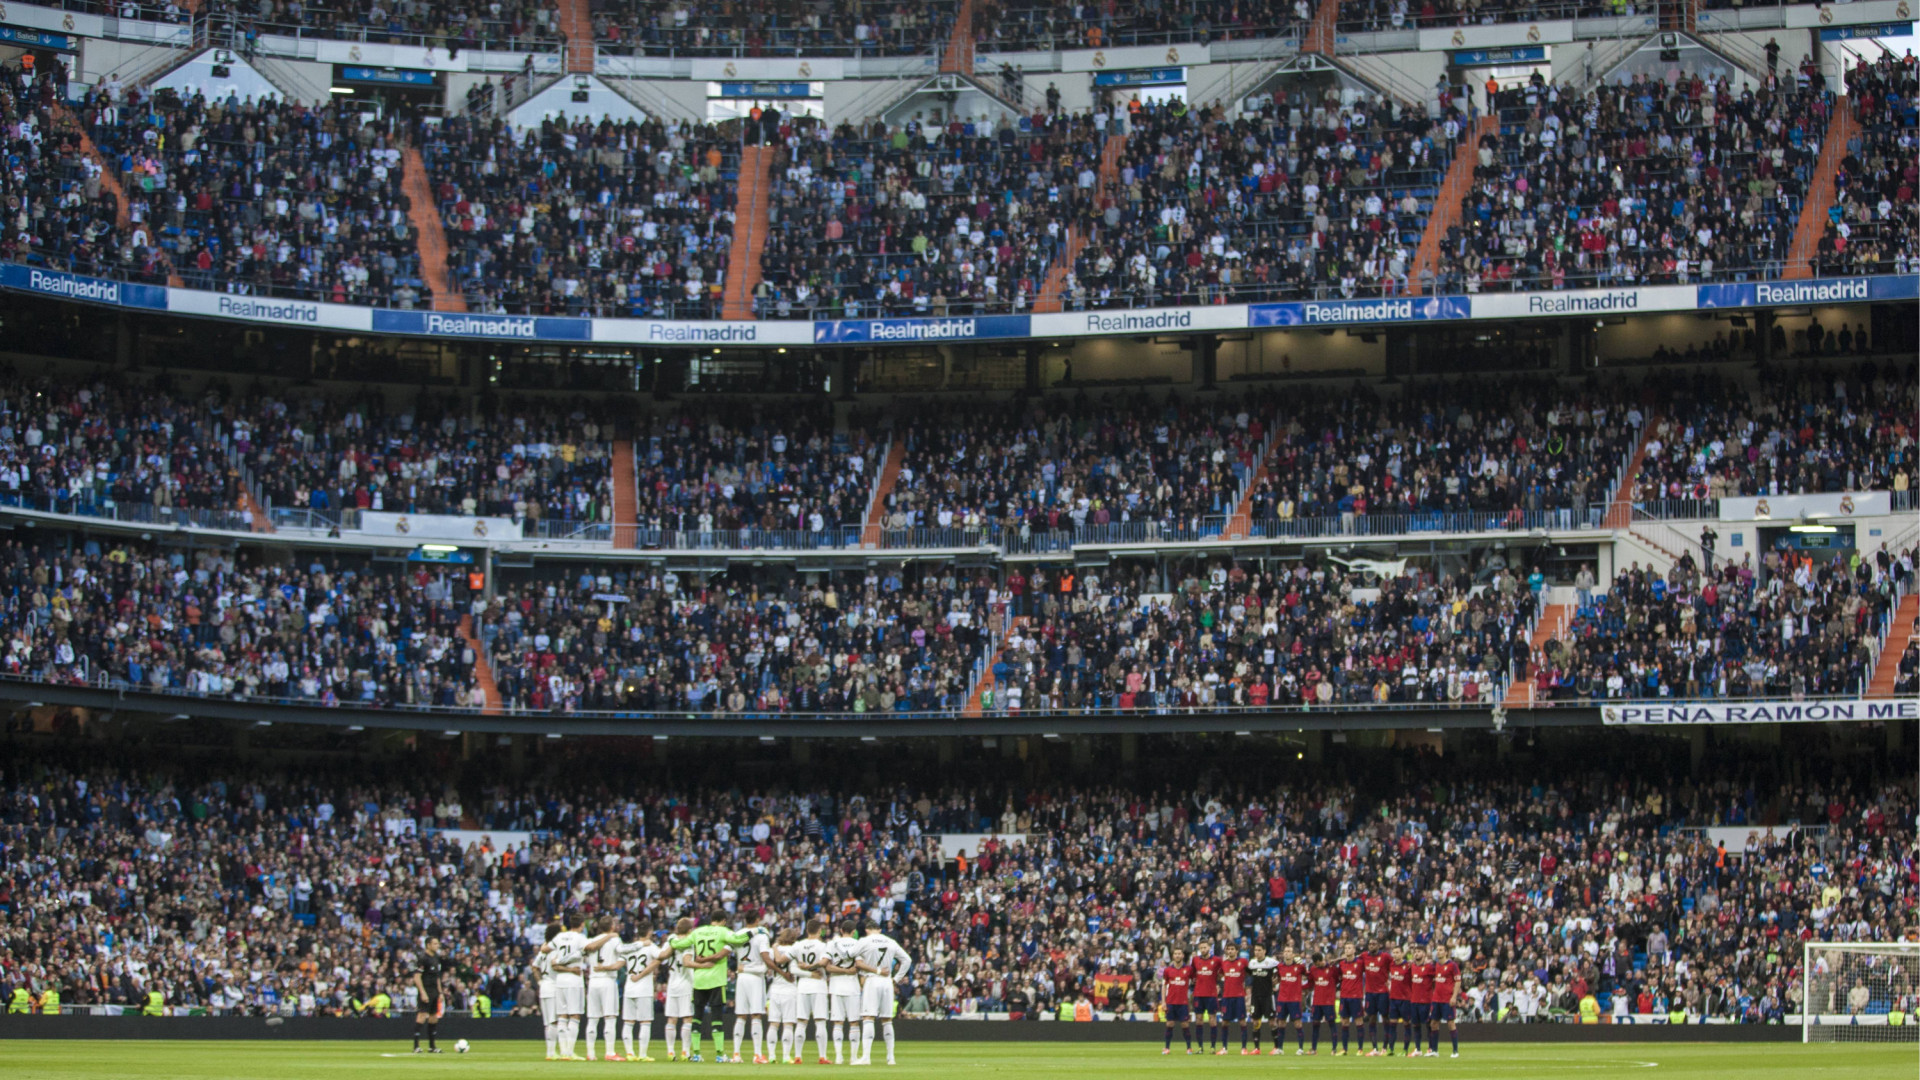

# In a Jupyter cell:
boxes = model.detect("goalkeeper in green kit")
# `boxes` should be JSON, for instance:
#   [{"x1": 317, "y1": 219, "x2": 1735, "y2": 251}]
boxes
[{"x1": 670, "y1": 915, "x2": 753, "y2": 1062}]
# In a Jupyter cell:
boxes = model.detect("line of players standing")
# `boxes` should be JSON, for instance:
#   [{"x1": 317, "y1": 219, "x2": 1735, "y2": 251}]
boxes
[{"x1": 1160, "y1": 941, "x2": 1465, "y2": 1058}]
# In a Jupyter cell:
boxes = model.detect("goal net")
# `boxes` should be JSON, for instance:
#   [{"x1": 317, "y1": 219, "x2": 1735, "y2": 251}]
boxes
[{"x1": 1803, "y1": 942, "x2": 1920, "y2": 1042}]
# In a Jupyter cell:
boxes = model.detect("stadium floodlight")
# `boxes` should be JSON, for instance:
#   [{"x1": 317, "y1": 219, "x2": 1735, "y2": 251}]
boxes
[{"x1": 1802, "y1": 941, "x2": 1920, "y2": 1042}]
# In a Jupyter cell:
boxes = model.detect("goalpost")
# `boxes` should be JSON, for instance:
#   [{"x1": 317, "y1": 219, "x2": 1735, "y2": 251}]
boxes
[{"x1": 1802, "y1": 942, "x2": 1920, "y2": 1043}]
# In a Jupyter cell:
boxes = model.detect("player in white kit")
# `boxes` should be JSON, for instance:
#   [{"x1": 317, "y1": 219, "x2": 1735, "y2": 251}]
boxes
[
  {"x1": 852, "y1": 926, "x2": 912, "y2": 1065},
  {"x1": 662, "y1": 917, "x2": 698, "y2": 1060},
  {"x1": 535, "y1": 922, "x2": 561, "y2": 1060},
  {"x1": 730, "y1": 922, "x2": 775, "y2": 1063},
  {"x1": 787, "y1": 918, "x2": 834, "y2": 1065},
  {"x1": 583, "y1": 915, "x2": 625, "y2": 1059},
  {"x1": 618, "y1": 922, "x2": 668, "y2": 1062},
  {"x1": 548, "y1": 916, "x2": 592, "y2": 1061},
  {"x1": 826, "y1": 921, "x2": 865, "y2": 1064},
  {"x1": 765, "y1": 928, "x2": 803, "y2": 1064}
]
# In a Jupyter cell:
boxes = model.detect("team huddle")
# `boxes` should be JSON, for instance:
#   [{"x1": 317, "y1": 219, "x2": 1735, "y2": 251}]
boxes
[
  {"x1": 1161, "y1": 942, "x2": 1465, "y2": 1058},
  {"x1": 536, "y1": 914, "x2": 912, "y2": 1066}
]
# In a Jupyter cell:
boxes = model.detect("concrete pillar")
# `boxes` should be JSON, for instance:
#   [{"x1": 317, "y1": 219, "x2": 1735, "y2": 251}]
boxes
[
  {"x1": 792, "y1": 739, "x2": 811, "y2": 764},
  {"x1": 939, "y1": 736, "x2": 956, "y2": 764},
  {"x1": 1196, "y1": 336, "x2": 1217, "y2": 390},
  {"x1": 1690, "y1": 728, "x2": 1707, "y2": 772},
  {"x1": 1025, "y1": 344, "x2": 1042, "y2": 394},
  {"x1": 1120, "y1": 732, "x2": 1139, "y2": 763},
  {"x1": 1303, "y1": 729, "x2": 1325, "y2": 763}
]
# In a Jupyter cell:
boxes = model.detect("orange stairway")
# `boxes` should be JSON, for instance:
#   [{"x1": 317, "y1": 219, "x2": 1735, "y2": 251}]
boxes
[
  {"x1": 54, "y1": 100, "x2": 184, "y2": 285},
  {"x1": 457, "y1": 614, "x2": 503, "y2": 715},
  {"x1": 1409, "y1": 114, "x2": 1494, "y2": 296},
  {"x1": 1304, "y1": 0, "x2": 1340, "y2": 55},
  {"x1": 1035, "y1": 134, "x2": 1124, "y2": 313},
  {"x1": 1601, "y1": 413, "x2": 1662, "y2": 529},
  {"x1": 963, "y1": 616, "x2": 1028, "y2": 717},
  {"x1": 557, "y1": 0, "x2": 595, "y2": 74},
  {"x1": 1783, "y1": 98, "x2": 1857, "y2": 280},
  {"x1": 721, "y1": 145, "x2": 774, "y2": 319},
  {"x1": 860, "y1": 440, "x2": 907, "y2": 548},
  {"x1": 401, "y1": 147, "x2": 466, "y2": 312},
  {"x1": 611, "y1": 438, "x2": 639, "y2": 548},
  {"x1": 1223, "y1": 438, "x2": 1277, "y2": 540},
  {"x1": 1868, "y1": 593, "x2": 1919, "y2": 698},
  {"x1": 240, "y1": 490, "x2": 273, "y2": 533},
  {"x1": 941, "y1": 0, "x2": 976, "y2": 76},
  {"x1": 1501, "y1": 603, "x2": 1568, "y2": 708}
]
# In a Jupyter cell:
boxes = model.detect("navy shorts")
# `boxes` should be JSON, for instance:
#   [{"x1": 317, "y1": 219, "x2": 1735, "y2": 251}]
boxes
[
  {"x1": 1193, "y1": 996, "x2": 1217, "y2": 1019},
  {"x1": 1412, "y1": 1003, "x2": 1432, "y2": 1025},
  {"x1": 1277, "y1": 1001, "x2": 1302, "y2": 1022},
  {"x1": 1310, "y1": 1004, "x2": 1336, "y2": 1025},
  {"x1": 1164, "y1": 1003, "x2": 1190, "y2": 1023},
  {"x1": 1340, "y1": 998, "x2": 1362, "y2": 1022},
  {"x1": 1218, "y1": 997, "x2": 1247, "y2": 1022},
  {"x1": 1365, "y1": 992, "x2": 1390, "y2": 1021},
  {"x1": 1389, "y1": 999, "x2": 1410, "y2": 1022},
  {"x1": 1431, "y1": 1003, "x2": 1456, "y2": 1023}
]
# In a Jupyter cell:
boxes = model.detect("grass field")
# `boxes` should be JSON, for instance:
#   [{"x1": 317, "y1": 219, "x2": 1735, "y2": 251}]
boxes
[{"x1": 1, "y1": 1041, "x2": 1916, "y2": 1080}]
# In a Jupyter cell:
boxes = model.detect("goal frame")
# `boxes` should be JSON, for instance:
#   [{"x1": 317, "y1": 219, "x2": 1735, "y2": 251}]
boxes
[{"x1": 1801, "y1": 941, "x2": 1920, "y2": 1043}]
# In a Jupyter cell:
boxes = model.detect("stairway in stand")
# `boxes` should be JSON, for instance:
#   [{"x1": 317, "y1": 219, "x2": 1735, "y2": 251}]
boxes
[
  {"x1": 964, "y1": 616, "x2": 1028, "y2": 718},
  {"x1": 860, "y1": 441, "x2": 907, "y2": 548},
  {"x1": 556, "y1": 0, "x2": 596, "y2": 74},
  {"x1": 401, "y1": 147, "x2": 466, "y2": 312},
  {"x1": 50, "y1": 100, "x2": 177, "y2": 284},
  {"x1": 721, "y1": 145, "x2": 774, "y2": 319},
  {"x1": 1602, "y1": 413, "x2": 1663, "y2": 529},
  {"x1": 1868, "y1": 593, "x2": 1919, "y2": 698},
  {"x1": 1034, "y1": 134, "x2": 1124, "y2": 313},
  {"x1": 1303, "y1": 0, "x2": 1340, "y2": 55},
  {"x1": 1409, "y1": 114, "x2": 1495, "y2": 295},
  {"x1": 1501, "y1": 603, "x2": 1569, "y2": 708},
  {"x1": 611, "y1": 438, "x2": 638, "y2": 548},
  {"x1": 1783, "y1": 98, "x2": 1857, "y2": 280},
  {"x1": 1223, "y1": 438, "x2": 1277, "y2": 540},
  {"x1": 941, "y1": 0, "x2": 976, "y2": 76},
  {"x1": 457, "y1": 615, "x2": 503, "y2": 715}
]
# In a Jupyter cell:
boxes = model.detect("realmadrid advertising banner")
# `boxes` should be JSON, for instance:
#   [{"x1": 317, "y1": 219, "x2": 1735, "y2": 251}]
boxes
[
  {"x1": 1249, "y1": 295, "x2": 1470, "y2": 327},
  {"x1": 811, "y1": 314, "x2": 1032, "y2": 344},
  {"x1": 1603, "y1": 699, "x2": 1920, "y2": 726}
]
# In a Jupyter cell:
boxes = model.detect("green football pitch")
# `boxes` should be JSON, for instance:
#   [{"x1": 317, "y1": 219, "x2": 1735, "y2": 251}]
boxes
[{"x1": 1, "y1": 1041, "x2": 1916, "y2": 1080}]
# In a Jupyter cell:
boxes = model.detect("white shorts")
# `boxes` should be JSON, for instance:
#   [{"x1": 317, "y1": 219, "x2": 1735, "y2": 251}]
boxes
[
  {"x1": 539, "y1": 987, "x2": 556, "y2": 1027},
  {"x1": 797, "y1": 990, "x2": 829, "y2": 1024},
  {"x1": 860, "y1": 978, "x2": 895, "y2": 1018},
  {"x1": 736, "y1": 974, "x2": 767, "y2": 1015},
  {"x1": 768, "y1": 988, "x2": 797, "y2": 1025},
  {"x1": 587, "y1": 981, "x2": 620, "y2": 1019},
  {"x1": 665, "y1": 985, "x2": 695, "y2": 1019},
  {"x1": 555, "y1": 982, "x2": 585, "y2": 1016},
  {"x1": 830, "y1": 993, "x2": 860, "y2": 1022},
  {"x1": 621, "y1": 994, "x2": 654, "y2": 1023}
]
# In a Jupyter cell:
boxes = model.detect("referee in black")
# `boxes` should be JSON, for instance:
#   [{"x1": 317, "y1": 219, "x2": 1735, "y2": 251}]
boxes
[{"x1": 413, "y1": 938, "x2": 447, "y2": 1053}]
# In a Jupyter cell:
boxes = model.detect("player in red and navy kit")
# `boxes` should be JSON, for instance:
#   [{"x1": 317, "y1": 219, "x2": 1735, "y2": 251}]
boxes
[
  {"x1": 1189, "y1": 943, "x2": 1221, "y2": 1051},
  {"x1": 1159, "y1": 950, "x2": 1194, "y2": 1055},
  {"x1": 1407, "y1": 947, "x2": 1437, "y2": 1058},
  {"x1": 1386, "y1": 947, "x2": 1413, "y2": 1054},
  {"x1": 1336, "y1": 943, "x2": 1365, "y2": 1056},
  {"x1": 1306, "y1": 956, "x2": 1339, "y2": 1055},
  {"x1": 1361, "y1": 942, "x2": 1392, "y2": 1056},
  {"x1": 1218, "y1": 947, "x2": 1251, "y2": 1054},
  {"x1": 1274, "y1": 949, "x2": 1307, "y2": 1055},
  {"x1": 1428, "y1": 946, "x2": 1463, "y2": 1058}
]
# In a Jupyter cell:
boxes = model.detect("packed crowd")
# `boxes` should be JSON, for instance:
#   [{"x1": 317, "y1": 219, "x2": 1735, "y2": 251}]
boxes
[
  {"x1": 1823, "y1": 55, "x2": 1919, "y2": 278},
  {"x1": 978, "y1": 558, "x2": 1525, "y2": 713},
  {"x1": 1627, "y1": 358, "x2": 1918, "y2": 502},
  {"x1": 628, "y1": 405, "x2": 879, "y2": 541},
  {"x1": 0, "y1": 369, "x2": 250, "y2": 517},
  {"x1": 756, "y1": 112, "x2": 1103, "y2": 318},
  {"x1": 0, "y1": 537, "x2": 482, "y2": 706},
  {"x1": 1336, "y1": 0, "x2": 1611, "y2": 32},
  {"x1": 875, "y1": 392, "x2": 1277, "y2": 540},
  {"x1": 94, "y1": 0, "x2": 563, "y2": 50},
  {"x1": 969, "y1": 0, "x2": 1307, "y2": 53},
  {"x1": 1533, "y1": 540, "x2": 1915, "y2": 703},
  {"x1": 1063, "y1": 92, "x2": 1460, "y2": 309},
  {"x1": 77, "y1": 85, "x2": 427, "y2": 308},
  {"x1": 477, "y1": 565, "x2": 993, "y2": 714},
  {"x1": 1437, "y1": 73, "x2": 1827, "y2": 294},
  {"x1": 1, "y1": 738, "x2": 1911, "y2": 1026},
  {"x1": 1239, "y1": 375, "x2": 1641, "y2": 533},
  {"x1": 421, "y1": 113, "x2": 736, "y2": 318},
  {"x1": 587, "y1": 0, "x2": 955, "y2": 56}
]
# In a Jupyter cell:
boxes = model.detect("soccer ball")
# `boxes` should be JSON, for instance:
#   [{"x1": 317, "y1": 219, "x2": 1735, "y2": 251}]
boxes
[{"x1": 454, "y1": 1039, "x2": 470, "y2": 1054}]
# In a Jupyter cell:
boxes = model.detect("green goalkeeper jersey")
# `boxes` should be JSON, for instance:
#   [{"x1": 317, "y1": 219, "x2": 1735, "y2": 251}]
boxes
[{"x1": 669, "y1": 924, "x2": 751, "y2": 990}]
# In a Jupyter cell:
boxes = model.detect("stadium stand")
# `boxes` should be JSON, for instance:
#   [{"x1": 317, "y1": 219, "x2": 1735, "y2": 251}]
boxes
[
  {"x1": 0, "y1": 734, "x2": 1910, "y2": 1023},
  {"x1": 586, "y1": 0, "x2": 957, "y2": 56}
]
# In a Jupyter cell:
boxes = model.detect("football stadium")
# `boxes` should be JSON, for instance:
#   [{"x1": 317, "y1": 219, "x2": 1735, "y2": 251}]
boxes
[{"x1": 0, "y1": 1, "x2": 1916, "y2": 1078}]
